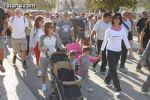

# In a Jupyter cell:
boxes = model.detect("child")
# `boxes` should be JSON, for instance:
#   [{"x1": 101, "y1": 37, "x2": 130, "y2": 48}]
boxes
[
  {"x1": 140, "y1": 40, "x2": 150, "y2": 95},
  {"x1": 69, "y1": 50, "x2": 79, "y2": 73},
  {"x1": 78, "y1": 46, "x2": 100, "y2": 92}
]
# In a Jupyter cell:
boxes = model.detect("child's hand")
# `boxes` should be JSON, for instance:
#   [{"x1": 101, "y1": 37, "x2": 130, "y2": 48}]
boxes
[{"x1": 97, "y1": 55, "x2": 101, "y2": 61}]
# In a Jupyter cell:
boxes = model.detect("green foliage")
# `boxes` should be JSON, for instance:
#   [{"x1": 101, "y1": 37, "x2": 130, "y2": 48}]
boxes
[
  {"x1": 8, "y1": 0, "x2": 57, "y2": 10},
  {"x1": 85, "y1": 0, "x2": 137, "y2": 12}
]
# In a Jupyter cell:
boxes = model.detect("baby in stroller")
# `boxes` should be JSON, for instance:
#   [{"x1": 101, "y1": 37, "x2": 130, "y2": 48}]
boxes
[{"x1": 49, "y1": 50, "x2": 83, "y2": 100}]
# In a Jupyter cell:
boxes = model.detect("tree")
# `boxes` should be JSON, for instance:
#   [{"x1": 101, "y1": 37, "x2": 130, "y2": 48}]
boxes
[
  {"x1": 8, "y1": 0, "x2": 57, "y2": 10},
  {"x1": 85, "y1": 0, "x2": 137, "y2": 12}
]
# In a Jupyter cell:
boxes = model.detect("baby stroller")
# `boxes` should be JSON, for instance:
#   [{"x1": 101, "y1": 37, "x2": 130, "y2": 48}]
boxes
[{"x1": 49, "y1": 51, "x2": 83, "y2": 100}]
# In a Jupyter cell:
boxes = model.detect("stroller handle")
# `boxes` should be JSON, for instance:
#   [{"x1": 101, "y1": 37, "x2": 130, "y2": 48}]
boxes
[{"x1": 62, "y1": 75, "x2": 82, "y2": 86}]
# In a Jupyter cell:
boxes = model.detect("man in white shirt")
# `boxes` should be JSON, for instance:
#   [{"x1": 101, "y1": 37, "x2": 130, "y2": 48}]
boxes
[
  {"x1": 9, "y1": 8, "x2": 29, "y2": 69},
  {"x1": 90, "y1": 12, "x2": 111, "y2": 73}
]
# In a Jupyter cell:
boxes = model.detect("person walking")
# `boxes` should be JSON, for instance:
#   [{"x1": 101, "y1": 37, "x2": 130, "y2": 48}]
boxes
[
  {"x1": 29, "y1": 15, "x2": 44, "y2": 77},
  {"x1": 136, "y1": 11, "x2": 148, "y2": 54},
  {"x1": 9, "y1": 8, "x2": 29, "y2": 69},
  {"x1": 56, "y1": 12, "x2": 74, "y2": 46},
  {"x1": 78, "y1": 12, "x2": 88, "y2": 42},
  {"x1": 70, "y1": 12, "x2": 79, "y2": 40},
  {"x1": 0, "y1": 8, "x2": 7, "y2": 72},
  {"x1": 100, "y1": 13, "x2": 131, "y2": 96},
  {"x1": 24, "y1": 12, "x2": 32, "y2": 57},
  {"x1": 90, "y1": 12, "x2": 112, "y2": 73},
  {"x1": 136, "y1": 20, "x2": 150, "y2": 73},
  {"x1": 39, "y1": 22, "x2": 64, "y2": 91}
]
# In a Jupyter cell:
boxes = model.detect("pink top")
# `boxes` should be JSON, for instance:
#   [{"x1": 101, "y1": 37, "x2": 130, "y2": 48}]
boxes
[{"x1": 65, "y1": 42, "x2": 82, "y2": 58}]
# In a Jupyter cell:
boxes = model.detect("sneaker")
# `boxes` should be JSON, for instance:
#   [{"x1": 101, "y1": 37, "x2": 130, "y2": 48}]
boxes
[
  {"x1": 142, "y1": 91, "x2": 150, "y2": 96},
  {"x1": 22, "y1": 61, "x2": 27, "y2": 69},
  {"x1": 105, "y1": 83, "x2": 111, "y2": 87},
  {"x1": 37, "y1": 70, "x2": 42, "y2": 77},
  {"x1": 136, "y1": 68, "x2": 143, "y2": 73},
  {"x1": 86, "y1": 88, "x2": 94, "y2": 92},
  {"x1": 12, "y1": 56, "x2": 16, "y2": 65},
  {"x1": 93, "y1": 67, "x2": 96, "y2": 72},
  {"x1": 115, "y1": 92, "x2": 121, "y2": 97},
  {"x1": 42, "y1": 84, "x2": 47, "y2": 92},
  {"x1": 119, "y1": 67, "x2": 127, "y2": 73}
]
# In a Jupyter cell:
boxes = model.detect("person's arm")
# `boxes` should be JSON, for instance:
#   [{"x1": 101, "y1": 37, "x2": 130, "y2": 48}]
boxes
[
  {"x1": 25, "y1": 18, "x2": 29, "y2": 32},
  {"x1": 140, "y1": 40, "x2": 150, "y2": 64},
  {"x1": 54, "y1": 33, "x2": 64, "y2": 50},
  {"x1": 8, "y1": 17, "x2": 13, "y2": 32},
  {"x1": 90, "y1": 21, "x2": 98, "y2": 44},
  {"x1": 39, "y1": 35, "x2": 45, "y2": 52},
  {"x1": 100, "y1": 28, "x2": 110, "y2": 53},
  {"x1": 122, "y1": 28, "x2": 131, "y2": 52},
  {"x1": 90, "y1": 30, "x2": 96, "y2": 43},
  {"x1": 88, "y1": 56, "x2": 98, "y2": 63},
  {"x1": 29, "y1": 28, "x2": 35, "y2": 48},
  {"x1": 70, "y1": 21, "x2": 75, "y2": 41},
  {"x1": 55, "y1": 21, "x2": 60, "y2": 34},
  {"x1": 140, "y1": 31, "x2": 145, "y2": 51},
  {"x1": 1, "y1": 22, "x2": 8, "y2": 36}
]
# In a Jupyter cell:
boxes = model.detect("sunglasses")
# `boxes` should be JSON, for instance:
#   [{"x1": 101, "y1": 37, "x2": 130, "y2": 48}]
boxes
[
  {"x1": 40, "y1": 20, "x2": 44, "y2": 23},
  {"x1": 47, "y1": 26, "x2": 55, "y2": 29}
]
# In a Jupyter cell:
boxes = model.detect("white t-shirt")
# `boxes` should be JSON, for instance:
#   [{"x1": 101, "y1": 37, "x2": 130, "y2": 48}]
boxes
[
  {"x1": 9, "y1": 16, "x2": 29, "y2": 39},
  {"x1": 101, "y1": 27, "x2": 130, "y2": 52},
  {"x1": 93, "y1": 20, "x2": 111, "y2": 40},
  {"x1": 29, "y1": 28, "x2": 44, "y2": 48},
  {"x1": 40, "y1": 36, "x2": 57, "y2": 58}
]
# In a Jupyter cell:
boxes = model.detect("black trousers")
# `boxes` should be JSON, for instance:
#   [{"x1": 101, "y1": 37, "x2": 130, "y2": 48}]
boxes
[
  {"x1": 93, "y1": 39, "x2": 107, "y2": 72},
  {"x1": 105, "y1": 50, "x2": 121, "y2": 92},
  {"x1": 120, "y1": 41, "x2": 128, "y2": 68}
]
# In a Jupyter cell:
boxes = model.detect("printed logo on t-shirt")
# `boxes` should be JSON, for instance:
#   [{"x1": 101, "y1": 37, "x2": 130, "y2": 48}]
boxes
[{"x1": 61, "y1": 25, "x2": 70, "y2": 32}]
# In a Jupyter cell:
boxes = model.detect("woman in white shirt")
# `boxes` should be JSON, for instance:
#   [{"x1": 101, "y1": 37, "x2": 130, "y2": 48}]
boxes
[
  {"x1": 39, "y1": 22, "x2": 63, "y2": 91},
  {"x1": 29, "y1": 15, "x2": 44, "y2": 77},
  {"x1": 100, "y1": 13, "x2": 131, "y2": 96}
]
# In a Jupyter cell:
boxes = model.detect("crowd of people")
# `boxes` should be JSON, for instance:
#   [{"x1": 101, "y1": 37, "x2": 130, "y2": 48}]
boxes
[{"x1": 0, "y1": 7, "x2": 150, "y2": 97}]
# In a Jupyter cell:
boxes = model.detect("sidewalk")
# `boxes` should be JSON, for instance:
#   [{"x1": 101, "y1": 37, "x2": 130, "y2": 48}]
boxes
[{"x1": 0, "y1": 59, "x2": 37, "y2": 100}]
